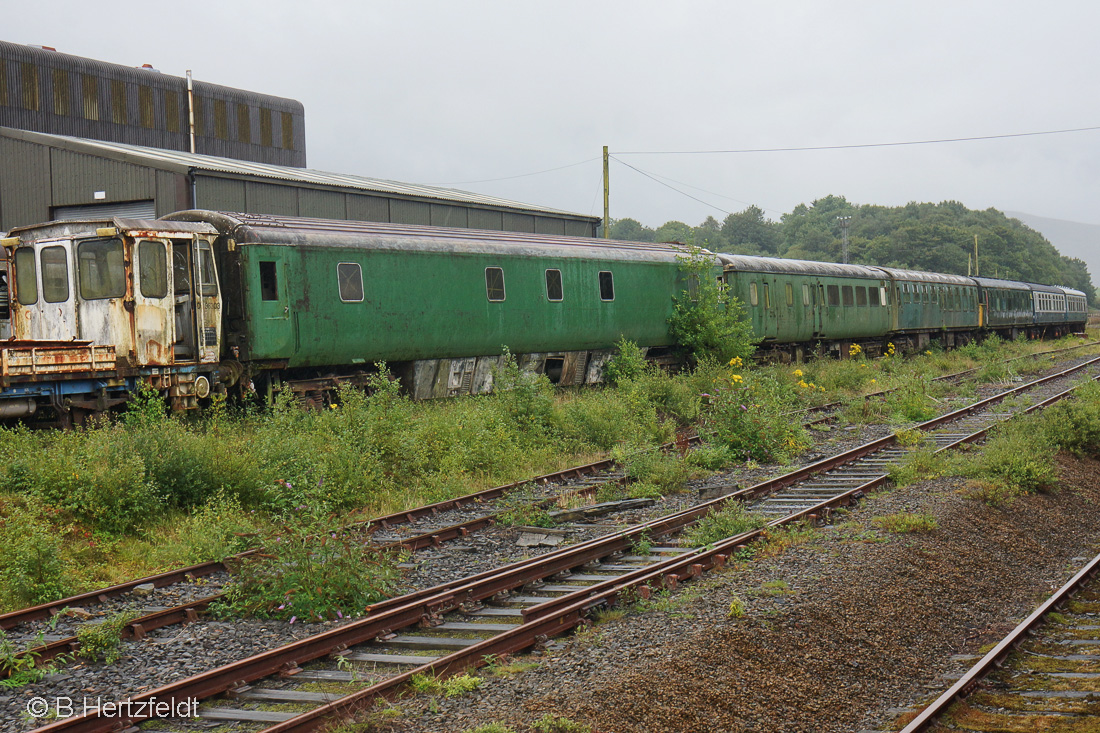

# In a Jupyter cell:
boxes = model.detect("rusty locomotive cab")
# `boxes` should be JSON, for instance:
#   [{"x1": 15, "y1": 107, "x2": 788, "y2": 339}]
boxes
[{"x1": 0, "y1": 218, "x2": 224, "y2": 425}]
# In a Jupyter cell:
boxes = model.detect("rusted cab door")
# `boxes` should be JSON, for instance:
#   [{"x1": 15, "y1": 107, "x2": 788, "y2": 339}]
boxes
[{"x1": 133, "y1": 239, "x2": 173, "y2": 364}]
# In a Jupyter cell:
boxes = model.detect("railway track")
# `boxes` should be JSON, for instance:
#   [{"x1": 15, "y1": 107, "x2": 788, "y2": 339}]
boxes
[
  {"x1": 893, "y1": 550, "x2": 1100, "y2": 732},
  {"x1": 6, "y1": 338, "x2": 1090, "y2": 641},
  {"x1": 19, "y1": 353, "x2": 1100, "y2": 733}
]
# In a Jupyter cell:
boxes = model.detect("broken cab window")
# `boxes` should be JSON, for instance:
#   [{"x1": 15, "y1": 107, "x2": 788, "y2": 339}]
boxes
[
  {"x1": 77, "y1": 238, "x2": 125, "y2": 300},
  {"x1": 138, "y1": 240, "x2": 168, "y2": 299}
]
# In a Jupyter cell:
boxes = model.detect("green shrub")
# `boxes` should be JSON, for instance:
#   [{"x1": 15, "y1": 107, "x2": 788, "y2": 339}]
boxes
[
  {"x1": 622, "y1": 450, "x2": 690, "y2": 494},
  {"x1": 145, "y1": 492, "x2": 261, "y2": 567},
  {"x1": 0, "y1": 504, "x2": 71, "y2": 608},
  {"x1": 76, "y1": 610, "x2": 136, "y2": 664},
  {"x1": 1042, "y1": 381, "x2": 1100, "y2": 457},
  {"x1": 603, "y1": 337, "x2": 648, "y2": 385},
  {"x1": 887, "y1": 448, "x2": 947, "y2": 487},
  {"x1": 700, "y1": 372, "x2": 809, "y2": 462},
  {"x1": 685, "y1": 443, "x2": 737, "y2": 470},
  {"x1": 667, "y1": 246, "x2": 757, "y2": 365},
  {"x1": 871, "y1": 513, "x2": 938, "y2": 533},
  {"x1": 682, "y1": 502, "x2": 767, "y2": 547},
  {"x1": 532, "y1": 715, "x2": 592, "y2": 733},
  {"x1": 219, "y1": 516, "x2": 400, "y2": 621},
  {"x1": 968, "y1": 422, "x2": 1057, "y2": 495}
]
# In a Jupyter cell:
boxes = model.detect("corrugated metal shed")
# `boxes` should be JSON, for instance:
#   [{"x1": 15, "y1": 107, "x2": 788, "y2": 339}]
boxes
[
  {"x1": 0, "y1": 41, "x2": 305, "y2": 167},
  {"x1": 0, "y1": 127, "x2": 601, "y2": 236}
]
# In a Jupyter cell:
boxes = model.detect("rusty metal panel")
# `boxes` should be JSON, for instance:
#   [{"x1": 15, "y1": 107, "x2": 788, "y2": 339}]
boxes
[
  {"x1": 430, "y1": 203, "x2": 467, "y2": 229},
  {"x1": 49, "y1": 148, "x2": 155, "y2": 206},
  {"x1": 154, "y1": 170, "x2": 191, "y2": 216},
  {"x1": 346, "y1": 194, "x2": 390, "y2": 222},
  {"x1": 195, "y1": 176, "x2": 246, "y2": 211},
  {"x1": 468, "y1": 208, "x2": 503, "y2": 231},
  {"x1": 391, "y1": 199, "x2": 431, "y2": 226},
  {"x1": 0, "y1": 342, "x2": 116, "y2": 376},
  {"x1": 245, "y1": 180, "x2": 298, "y2": 216},
  {"x1": 299, "y1": 188, "x2": 346, "y2": 220},
  {"x1": 0, "y1": 137, "x2": 51, "y2": 230},
  {"x1": 502, "y1": 211, "x2": 535, "y2": 233},
  {"x1": 534, "y1": 216, "x2": 565, "y2": 236}
]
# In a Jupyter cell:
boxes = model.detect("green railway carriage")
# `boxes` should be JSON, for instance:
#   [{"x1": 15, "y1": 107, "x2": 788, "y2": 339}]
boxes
[
  {"x1": 718, "y1": 256, "x2": 892, "y2": 357},
  {"x1": 974, "y1": 277, "x2": 1032, "y2": 332},
  {"x1": 166, "y1": 211, "x2": 695, "y2": 399},
  {"x1": 879, "y1": 268, "x2": 980, "y2": 348}
]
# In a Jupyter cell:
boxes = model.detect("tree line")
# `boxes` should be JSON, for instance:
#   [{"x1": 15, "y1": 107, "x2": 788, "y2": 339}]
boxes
[{"x1": 607, "y1": 195, "x2": 1097, "y2": 305}]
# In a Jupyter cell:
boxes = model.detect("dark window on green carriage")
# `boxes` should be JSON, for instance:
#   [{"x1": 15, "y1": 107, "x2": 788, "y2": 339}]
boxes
[
  {"x1": 338, "y1": 263, "x2": 364, "y2": 302},
  {"x1": 545, "y1": 269, "x2": 563, "y2": 301},
  {"x1": 139, "y1": 241, "x2": 168, "y2": 299},
  {"x1": 77, "y1": 238, "x2": 126, "y2": 300},
  {"x1": 259, "y1": 261, "x2": 278, "y2": 301},
  {"x1": 486, "y1": 267, "x2": 506, "y2": 301},
  {"x1": 41, "y1": 246, "x2": 69, "y2": 303},
  {"x1": 802, "y1": 283, "x2": 811, "y2": 306},
  {"x1": 855, "y1": 286, "x2": 867, "y2": 307},
  {"x1": 14, "y1": 248, "x2": 37, "y2": 305},
  {"x1": 841, "y1": 285, "x2": 854, "y2": 306},
  {"x1": 750, "y1": 282, "x2": 758, "y2": 306},
  {"x1": 763, "y1": 283, "x2": 770, "y2": 308},
  {"x1": 599, "y1": 271, "x2": 614, "y2": 301},
  {"x1": 785, "y1": 283, "x2": 793, "y2": 306},
  {"x1": 827, "y1": 284, "x2": 840, "y2": 306}
]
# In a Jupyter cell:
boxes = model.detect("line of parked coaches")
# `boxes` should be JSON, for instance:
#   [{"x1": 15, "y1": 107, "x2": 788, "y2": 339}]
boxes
[{"x1": 717, "y1": 255, "x2": 1088, "y2": 360}]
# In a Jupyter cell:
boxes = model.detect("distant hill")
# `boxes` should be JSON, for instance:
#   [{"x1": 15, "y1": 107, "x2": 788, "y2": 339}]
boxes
[{"x1": 1005, "y1": 211, "x2": 1099, "y2": 289}]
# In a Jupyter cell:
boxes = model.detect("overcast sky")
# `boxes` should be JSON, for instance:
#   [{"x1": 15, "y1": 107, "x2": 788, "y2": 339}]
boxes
[{"x1": 8, "y1": 1, "x2": 1100, "y2": 228}]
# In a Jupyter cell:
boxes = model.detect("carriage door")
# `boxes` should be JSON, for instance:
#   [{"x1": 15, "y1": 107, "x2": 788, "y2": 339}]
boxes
[
  {"x1": 34, "y1": 240, "x2": 77, "y2": 341},
  {"x1": 172, "y1": 240, "x2": 198, "y2": 361},
  {"x1": 133, "y1": 239, "x2": 173, "y2": 364}
]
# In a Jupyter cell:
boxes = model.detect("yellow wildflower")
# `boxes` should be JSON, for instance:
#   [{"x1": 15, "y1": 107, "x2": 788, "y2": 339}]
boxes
[{"x1": 793, "y1": 369, "x2": 804, "y2": 378}]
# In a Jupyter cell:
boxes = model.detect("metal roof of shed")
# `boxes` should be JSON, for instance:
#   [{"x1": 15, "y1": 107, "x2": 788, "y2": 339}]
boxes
[{"x1": 0, "y1": 127, "x2": 594, "y2": 220}]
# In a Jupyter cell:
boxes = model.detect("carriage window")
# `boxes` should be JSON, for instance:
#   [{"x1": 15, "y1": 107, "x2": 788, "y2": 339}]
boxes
[
  {"x1": 545, "y1": 269, "x2": 563, "y2": 301},
  {"x1": 827, "y1": 285, "x2": 840, "y2": 306},
  {"x1": 749, "y1": 282, "x2": 758, "y2": 306},
  {"x1": 599, "y1": 271, "x2": 614, "y2": 301},
  {"x1": 855, "y1": 286, "x2": 867, "y2": 307},
  {"x1": 802, "y1": 283, "x2": 810, "y2": 306},
  {"x1": 879, "y1": 287, "x2": 888, "y2": 306},
  {"x1": 197, "y1": 241, "x2": 217, "y2": 296},
  {"x1": 41, "y1": 246, "x2": 69, "y2": 303},
  {"x1": 138, "y1": 241, "x2": 167, "y2": 299},
  {"x1": 259, "y1": 261, "x2": 278, "y2": 301},
  {"x1": 77, "y1": 238, "x2": 126, "y2": 300},
  {"x1": 338, "y1": 262, "x2": 364, "y2": 302},
  {"x1": 785, "y1": 283, "x2": 793, "y2": 306},
  {"x1": 763, "y1": 283, "x2": 770, "y2": 308},
  {"x1": 486, "y1": 267, "x2": 506, "y2": 302},
  {"x1": 841, "y1": 285, "x2": 854, "y2": 306},
  {"x1": 14, "y1": 248, "x2": 38, "y2": 305}
]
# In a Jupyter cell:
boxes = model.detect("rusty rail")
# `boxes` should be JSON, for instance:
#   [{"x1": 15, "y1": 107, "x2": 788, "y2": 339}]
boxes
[{"x1": 899, "y1": 550, "x2": 1100, "y2": 733}]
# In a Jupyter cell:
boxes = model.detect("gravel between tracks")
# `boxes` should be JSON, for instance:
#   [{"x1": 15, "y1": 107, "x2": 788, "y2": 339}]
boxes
[{"x1": 385, "y1": 453, "x2": 1100, "y2": 733}]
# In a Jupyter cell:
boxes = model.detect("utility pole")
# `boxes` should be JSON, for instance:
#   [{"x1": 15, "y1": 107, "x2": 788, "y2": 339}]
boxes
[
  {"x1": 973, "y1": 234, "x2": 979, "y2": 277},
  {"x1": 837, "y1": 216, "x2": 851, "y2": 264},
  {"x1": 603, "y1": 145, "x2": 610, "y2": 239}
]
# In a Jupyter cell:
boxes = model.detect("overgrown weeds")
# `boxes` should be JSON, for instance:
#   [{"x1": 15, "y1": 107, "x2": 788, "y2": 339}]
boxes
[
  {"x1": 871, "y1": 513, "x2": 938, "y2": 533},
  {"x1": 681, "y1": 502, "x2": 767, "y2": 547}
]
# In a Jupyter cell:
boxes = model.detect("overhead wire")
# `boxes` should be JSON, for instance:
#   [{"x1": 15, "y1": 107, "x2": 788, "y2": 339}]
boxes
[{"x1": 615, "y1": 124, "x2": 1100, "y2": 156}]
